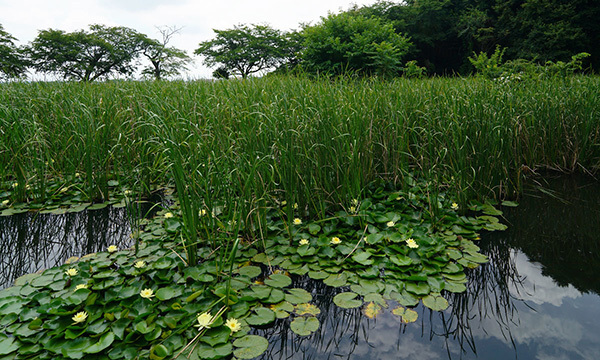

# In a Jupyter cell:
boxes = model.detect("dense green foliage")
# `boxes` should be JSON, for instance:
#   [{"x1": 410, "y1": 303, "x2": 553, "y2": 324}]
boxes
[
  {"x1": 1, "y1": 76, "x2": 598, "y2": 212},
  {"x1": 357, "y1": 0, "x2": 600, "y2": 74},
  {"x1": 0, "y1": 24, "x2": 27, "y2": 80},
  {"x1": 300, "y1": 11, "x2": 411, "y2": 76},
  {"x1": 139, "y1": 27, "x2": 192, "y2": 81},
  {"x1": 195, "y1": 24, "x2": 294, "y2": 78},
  {"x1": 28, "y1": 25, "x2": 147, "y2": 82}
]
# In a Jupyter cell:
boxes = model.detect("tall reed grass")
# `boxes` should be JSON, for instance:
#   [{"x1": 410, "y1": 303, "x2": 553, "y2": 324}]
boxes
[{"x1": 1, "y1": 76, "x2": 599, "y2": 232}]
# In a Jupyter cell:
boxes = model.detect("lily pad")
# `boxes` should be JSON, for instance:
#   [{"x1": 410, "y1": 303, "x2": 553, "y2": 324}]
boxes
[
  {"x1": 264, "y1": 273, "x2": 292, "y2": 288},
  {"x1": 294, "y1": 303, "x2": 321, "y2": 316},
  {"x1": 196, "y1": 342, "x2": 233, "y2": 360},
  {"x1": 285, "y1": 288, "x2": 312, "y2": 304},
  {"x1": 290, "y1": 316, "x2": 320, "y2": 336},
  {"x1": 392, "y1": 307, "x2": 418, "y2": 323},
  {"x1": 233, "y1": 335, "x2": 268, "y2": 359},
  {"x1": 237, "y1": 265, "x2": 262, "y2": 279},
  {"x1": 422, "y1": 293, "x2": 449, "y2": 311},
  {"x1": 333, "y1": 292, "x2": 363, "y2": 309},
  {"x1": 245, "y1": 307, "x2": 276, "y2": 326},
  {"x1": 363, "y1": 302, "x2": 382, "y2": 319},
  {"x1": 323, "y1": 273, "x2": 348, "y2": 287}
]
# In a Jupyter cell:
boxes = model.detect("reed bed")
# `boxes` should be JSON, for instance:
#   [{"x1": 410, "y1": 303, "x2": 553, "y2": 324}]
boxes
[{"x1": 1, "y1": 75, "x2": 599, "y2": 221}]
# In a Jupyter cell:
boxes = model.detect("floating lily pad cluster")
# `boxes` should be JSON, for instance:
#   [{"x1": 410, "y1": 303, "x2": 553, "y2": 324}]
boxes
[
  {"x1": 0, "y1": 177, "x2": 156, "y2": 217},
  {"x1": 0, "y1": 179, "x2": 509, "y2": 359}
]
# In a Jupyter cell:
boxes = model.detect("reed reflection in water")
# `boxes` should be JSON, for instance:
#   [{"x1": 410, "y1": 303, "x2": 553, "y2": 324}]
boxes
[
  {"x1": 254, "y1": 175, "x2": 600, "y2": 360},
  {"x1": 0, "y1": 207, "x2": 133, "y2": 289}
]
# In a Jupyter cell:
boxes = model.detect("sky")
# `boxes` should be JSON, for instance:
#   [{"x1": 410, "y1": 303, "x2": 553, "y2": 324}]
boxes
[{"x1": 0, "y1": 0, "x2": 380, "y2": 79}]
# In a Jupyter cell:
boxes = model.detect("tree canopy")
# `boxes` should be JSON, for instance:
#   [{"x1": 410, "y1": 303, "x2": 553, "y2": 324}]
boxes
[
  {"x1": 139, "y1": 26, "x2": 191, "y2": 80},
  {"x1": 301, "y1": 11, "x2": 412, "y2": 76},
  {"x1": 0, "y1": 24, "x2": 27, "y2": 79},
  {"x1": 28, "y1": 24, "x2": 145, "y2": 81},
  {"x1": 195, "y1": 24, "x2": 292, "y2": 78}
]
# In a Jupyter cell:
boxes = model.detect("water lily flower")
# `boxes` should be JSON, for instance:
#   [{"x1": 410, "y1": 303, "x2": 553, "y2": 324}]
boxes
[
  {"x1": 196, "y1": 312, "x2": 213, "y2": 328},
  {"x1": 406, "y1": 238, "x2": 419, "y2": 249},
  {"x1": 164, "y1": 212, "x2": 173, "y2": 218},
  {"x1": 140, "y1": 288, "x2": 154, "y2": 299},
  {"x1": 11, "y1": 182, "x2": 18, "y2": 188},
  {"x1": 351, "y1": 199, "x2": 359, "y2": 206},
  {"x1": 299, "y1": 239, "x2": 309, "y2": 246},
  {"x1": 75, "y1": 172, "x2": 80, "y2": 177},
  {"x1": 225, "y1": 318, "x2": 241, "y2": 333},
  {"x1": 387, "y1": 221, "x2": 395, "y2": 227},
  {"x1": 134, "y1": 260, "x2": 146, "y2": 269},
  {"x1": 293, "y1": 203, "x2": 298, "y2": 209},
  {"x1": 107, "y1": 245, "x2": 118, "y2": 253},
  {"x1": 451, "y1": 202, "x2": 459, "y2": 211},
  {"x1": 124, "y1": 190, "x2": 132, "y2": 196},
  {"x1": 65, "y1": 268, "x2": 78, "y2": 276},
  {"x1": 349, "y1": 206, "x2": 356, "y2": 213},
  {"x1": 1, "y1": 200, "x2": 9, "y2": 206},
  {"x1": 72, "y1": 311, "x2": 88, "y2": 324},
  {"x1": 330, "y1": 237, "x2": 341, "y2": 245},
  {"x1": 199, "y1": 209, "x2": 207, "y2": 216},
  {"x1": 75, "y1": 284, "x2": 89, "y2": 291},
  {"x1": 293, "y1": 218, "x2": 302, "y2": 225}
]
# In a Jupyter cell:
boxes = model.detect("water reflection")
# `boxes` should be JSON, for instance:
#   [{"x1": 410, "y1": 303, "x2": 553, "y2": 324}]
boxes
[
  {"x1": 256, "y1": 174, "x2": 600, "y2": 360},
  {"x1": 0, "y1": 207, "x2": 134, "y2": 289}
]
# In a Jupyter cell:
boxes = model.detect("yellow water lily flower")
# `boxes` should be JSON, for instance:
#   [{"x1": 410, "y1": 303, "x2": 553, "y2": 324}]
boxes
[
  {"x1": 349, "y1": 206, "x2": 356, "y2": 213},
  {"x1": 164, "y1": 212, "x2": 173, "y2": 218},
  {"x1": 293, "y1": 218, "x2": 302, "y2": 225},
  {"x1": 134, "y1": 260, "x2": 146, "y2": 269},
  {"x1": 406, "y1": 238, "x2": 419, "y2": 249},
  {"x1": 140, "y1": 288, "x2": 154, "y2": 299},
  {"x1": 74, "y1": 284, "x2": 89, "y2": 291},
  {"x1": 451, "y1": 202, "x2": 459, "y2": 211},
  {"x1": 196, "y1": 312, "x2": 213, "y2": 328},
  {"x1": 11, "y1": 182, "x2": 18, "y2": 188},
  {"x1": 351, "y1": 199, "x2": 359, "y2": 206},
  {"x1": 199, "y1": 209, "x2": 207, "y2": 216},
  {"x1": 107, "y1": 245, "x2": 118, "y2": 253},
  {"x1": 72, "y1": 311, "x2": 88, "y2": 323},
  {"x1": 225, "y1": 318, "x2": 241, "y2": 333},
  {"x1": 293, "y1": 203, "x2": 298, "y2": 209},
  {"x1": 387, "y1": 221, "x2": 395, "y2": 227},
  {"x1": 299, "y1": 239, "x2": 309, "y2": 246},
  {"x1": 330, "y1": 237, "x2": 341, "y2": 245},
  {"x1": 1, "y1": 200, "x2": 9, "y2": 206},
  {"x1": 65, "y1": 268, "x2": 78, "y2": 276}
]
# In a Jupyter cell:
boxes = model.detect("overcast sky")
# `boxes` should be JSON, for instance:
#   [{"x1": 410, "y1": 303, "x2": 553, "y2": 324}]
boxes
[{"x1": 0, "y1": 0, "x2": 380, "y2": 79}]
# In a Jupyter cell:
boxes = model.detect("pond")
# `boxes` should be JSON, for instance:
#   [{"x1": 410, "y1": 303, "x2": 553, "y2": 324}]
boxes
[
  {"x1": 0, "y1": 175, "x2": 598, "y2": 359},
  {"x1": 253, "y1": 174, "x2": 600, "y2": 359}
]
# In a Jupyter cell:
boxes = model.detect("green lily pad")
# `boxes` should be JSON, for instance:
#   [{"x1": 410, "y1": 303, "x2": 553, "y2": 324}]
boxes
[
  {"x1": 246, "y1": 307, "x2": 276, "y2": 326},
  {"x1": 285, "y1": 288, "x2": 312, "y2": 304},
  {"x1": 290, "y1": 316, "x2": 320, "y2": 336},
  {"x1": 308, "y1": 271, "x2": 329, "y2": 280},
  {"x1": 405, "y1": 282, "x2": 430, "y2": 296},
  {"x1": 196, "y1": 342, "x2": 233, "y2": 360},
  {"x1": 237, "y1": 266, "x2": 262, "y2": 279},
  {"x1": 233, "y1": 335, "x2": 268, "y2": 359},
  {"x1": 264, "y1": 273, "x2": 292, "y2": 288},
  {"x1": 422, "y1": 293, "x2": 449, "y2": 311},
  {"x1": 444, "y1": 281, "x2": 467, "y2": 293},
  {"x1": 83, "y1": 331, "x2": 115, "y2": 354},
  {"x1": 352, "y1": 251, "x2": 374, "y2": 265},
  {"x1": 270, "y1": 301, "x2": 294, "y2": 319},
  {"x1": 323, "y1": 273, "x2": 348, "y2": 287},
  {"x1": 333, "y1": 292, "x2": 363, "y2": 309}
]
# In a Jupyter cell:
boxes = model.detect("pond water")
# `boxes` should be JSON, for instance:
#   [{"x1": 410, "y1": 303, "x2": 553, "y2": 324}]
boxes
[
  {"x1": 255, "y1": 174, "x2": 600, "y2": 360},
  {"x1": 0, "y1": 199, "x2": 162, "y2": 290},
  {"x1": 0, "y1": 175, "x2": 598, "y2": 359}
]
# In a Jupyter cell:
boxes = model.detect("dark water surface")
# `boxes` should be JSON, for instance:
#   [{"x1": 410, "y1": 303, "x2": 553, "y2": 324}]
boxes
[
  {"x1": 256, "y1": 174, "x2": 600, "y2": 360},
  {"x1": 0, "y1": 207, "x2": 135, "y2": 289}
]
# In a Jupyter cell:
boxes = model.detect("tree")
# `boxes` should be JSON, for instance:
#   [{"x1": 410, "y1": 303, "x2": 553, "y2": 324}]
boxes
[
  {"x1": 301, "y1": 11, "x2": 412, "y2": 76},
  {"x1": 195, "y1": 24, "x2": 291, "y2": 78},
  {"x1": 28, "y1": 24, "x2": 145, "y2": 81},
  {"x1": 139, "y1": 26, "x2": 191, "y2": 80},
  {"x1": 0, "y1": 24, "x2": 27, "y2": 79}
]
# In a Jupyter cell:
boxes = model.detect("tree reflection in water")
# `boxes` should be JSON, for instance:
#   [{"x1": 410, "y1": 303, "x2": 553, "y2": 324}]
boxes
[
  {"x1": 1, "y1": 207, "x2": 134, "y2": 289},
  {"x1": 254, "y1": 175, "x2": 600, "y2": 360}
]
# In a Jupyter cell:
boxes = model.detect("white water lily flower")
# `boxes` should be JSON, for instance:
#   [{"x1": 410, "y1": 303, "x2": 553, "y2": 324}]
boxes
[{"x1": 72, "y1": 311, "x2": 88, "y2": 323}]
